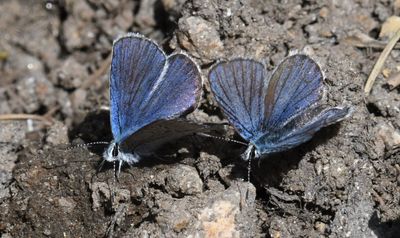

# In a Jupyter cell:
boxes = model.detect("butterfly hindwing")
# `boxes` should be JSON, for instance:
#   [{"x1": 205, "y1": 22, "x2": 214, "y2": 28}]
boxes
[
  {"x1": 209, "y1": 59, "x2": 268, "y2": 141},
  {"x1": 120, "y1": 119, "x2": 223, "y2": 155},
  {"x1": 255, "y1": 106, "x2": 351, "y2": 154},
  {"x1": 110, "y1": 34, "x2": 201, "y2": 144}
]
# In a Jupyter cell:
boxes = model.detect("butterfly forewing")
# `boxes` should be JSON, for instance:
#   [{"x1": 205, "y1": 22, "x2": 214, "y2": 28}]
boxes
[
  {"x1": 264, "y1": 54, "x2": 323, "y2": 129},
  {"x1": 110, "y1": 34, "x2": 201, "y2": 144},
  {"x1": 209, "y1": 59, "x2": 268, "y2": 141}
]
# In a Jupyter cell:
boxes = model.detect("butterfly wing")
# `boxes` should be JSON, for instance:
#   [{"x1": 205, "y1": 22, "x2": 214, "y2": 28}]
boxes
[
  {"x1": 255, "y1": 106, "x2": 351, "y2": 155},
  {"x1": 264, "y1": 54, "x2": 323, "y2": 129},
  {"x1": 119, "y1": 119, "x2": 224, "y2": 155},
  {"x1": 209, "y1": 59, "x2": 268, "y2": 142},
  {"x1": 110, "y1": 34, "x2": 201, "y2": 143}
]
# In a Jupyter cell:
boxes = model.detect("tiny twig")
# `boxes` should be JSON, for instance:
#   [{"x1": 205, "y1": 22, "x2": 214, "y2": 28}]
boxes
[
  {"x1": 43, "y1": 105, "x2": 60, "y2": 118},
  {"x1": 344, "y1": 31, "x2": 400, "y2": 50},
  {"x1": 371, "y1": 189, "x2": 385, "y2": 207},
  {"x1": 0, "y1": 113, "x2": 52, "y2": 126},
  {"x1": 364, "y1": 29, "x2": 400, "y2": 94}
]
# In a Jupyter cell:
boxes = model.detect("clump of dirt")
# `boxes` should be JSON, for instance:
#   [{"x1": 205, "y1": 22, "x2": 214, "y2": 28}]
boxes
[{"x1": 1, "y1": 0, "x2": 399, "y2": 237}]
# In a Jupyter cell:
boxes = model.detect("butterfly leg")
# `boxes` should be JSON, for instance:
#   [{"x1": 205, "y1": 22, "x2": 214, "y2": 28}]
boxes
[
  {"x1": 118, "y1": 160, "x2": 123, "y2": 177},
  {"x1": 97, "y1": 159, "x2": 106, "y2": 173},
  {"x1": 241, "y1": 144, "x2": 256, "y2": 182}
]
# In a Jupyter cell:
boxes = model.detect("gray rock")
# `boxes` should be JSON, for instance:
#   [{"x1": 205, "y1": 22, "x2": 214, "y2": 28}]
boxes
[
  {"x1": 52, "y1": 57, "x2": 89, "y2": 89},
  {"x1": 196, "y1": 152, "x2": 222, "y2": 180},
  {"x1": 62, "y1": 16, "x2": 98, "y2": 51},
  {"x1": 163, "y1": 164, "x2": 203, "y2": 196},
  {"x1": 330, "y1": 161, "x2": 377, "y2": 238},
  {"x1": 45, "y1": 120, "x2": 69, "y2": 146},
  {"x1": 130, "y1": 181, "x2": 257, "y2": 237},
  {"x1": 0, "y1": 143, "x2": 19, "y2": 200},
  {"x1": 58, "y1": 197, "x2": 77, "y2": 213},
  {"x1": 177, "y1": 16, "x2": 224, "y2": 64},
  {"x1": 0, "y1": 121, "x2": 28, "y2": 144}
]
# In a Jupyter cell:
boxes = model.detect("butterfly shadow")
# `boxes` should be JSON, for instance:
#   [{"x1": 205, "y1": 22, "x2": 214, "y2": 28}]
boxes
[
  {"x1": 67, "y1": 110, "x2": 211, "y2": 172},
  {"x1": 66, "y1": 110, "x2": 112, "y2": 169},
  {"x1": 68, "y1": 110, "x2": 113, "y2": 146},
  {"x1": 369, "y1": 212, "x2": 400, "y2": 238}
]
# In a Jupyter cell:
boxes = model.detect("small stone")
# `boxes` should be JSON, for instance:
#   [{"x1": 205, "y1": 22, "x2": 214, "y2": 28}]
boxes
[
  {"x1": 0, "y1": 121, "x2": 27, "y2": 144},
  {"x1": 58, "y1": 197, "x2": 76, "y2": 213},
  {"x1": 315, "y1": 221, "x2": 327, "y2": 233},
  {"x1": 161, "y1": 0, "x2": 186, "y2": 19},
  {"x1": 65, "y1": 0, "x2": 95, "y2": 21},
  {"x1": 46, "y1": 120, "x2": 69, "y2": 146},
  {"x1": 319, "y1": 7, "x2": 329, "y2": 18},
  {"x1": 199, "y1": 200, "x2": 239, "y2": 237},
  {"x1": 62, "y1": 16, "x2": 98, "y2": 51},
  {"x1": 177, "y1": 16, "x2": 224, "y2": 63},
  {"x1": 43, "y1": 228, "x2": 52, "y2": 236},
  {"x1": 52, "y1": 57, "x2": 88, "y2": 89},
  {"x1": 136, "y1": 0, "x2": 157, "y2": 28},
  {"x1": 110, "y1": 189, "x2": 131, "y2": 214},
  {"x1": 196, "y1": 152, "x2": 222, "y2": 179},
  {"x1": 14, "y1": 55, "x2": 56, "y2": 113},
  {"x1": 164, "y1": 164, "x2": 203, "y2": 196},
  {"x1": 382, "y1": 68, "x2": 391, "y2": 78},
  {"x1": 90, "y1": 182, "x2": 111, "y2": 211},
  {"x1": 315, "y1": 159, "x2": 323, "y2": 175},
  {"x1": 101, "y1": 0, "x2": 120, "y2": 12},
  {"x1": 376, "y1": 122, "x2": 400, "y2": 151},
  {"x1": 131, "y1": 181, "x2": 256, "y2": 237},
  {"x1": 70, "y1": 88, "x2": 87, "y2": 109},
  {"x1": 162, "y1": 0, "x2": 179, "y2": 11},
  {"x1": 379, "y1": 16, "x2": 400, "y2": 39},
  {"x1": 395, "y1": 0, "x2": 400, "y2": 14},
  {"x1": 0, "y1": 142, "x2": 19, "y2": 200},
  {"x1": 115, "y1": 9, "x2": 134, "y2": 31}
]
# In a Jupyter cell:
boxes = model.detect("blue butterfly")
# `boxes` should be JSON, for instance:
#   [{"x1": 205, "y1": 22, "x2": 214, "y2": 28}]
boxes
[
  {"x1": 208, "y1": 54, "x2": 351, "y2": 161},
  {"x1": 104, "y1": 33, "x2": 208, "y2": 172}
]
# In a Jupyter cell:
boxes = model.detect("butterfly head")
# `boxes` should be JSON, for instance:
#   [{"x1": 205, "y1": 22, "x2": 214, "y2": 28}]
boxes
[
  {"x1": 241, "y1": 144, "x2": 262, "y2": 161},
  {"x1": 103, "y1": 141, "x2": 141, "y2": 165}
]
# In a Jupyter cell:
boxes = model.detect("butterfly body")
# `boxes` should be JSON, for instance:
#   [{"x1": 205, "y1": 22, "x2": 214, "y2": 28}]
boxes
[
  {"x1": 209, "y1": 54, "x2": 351, "y2": 160},
  {"x1": 104, "y1": 142, "x2": 140, "y2": 165}
]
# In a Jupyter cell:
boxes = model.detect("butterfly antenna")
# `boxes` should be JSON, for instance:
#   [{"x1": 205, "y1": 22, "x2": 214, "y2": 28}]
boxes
[
  {"x1": 197, "y1": 133, "x2": 248, "y2": 146},
  {"x1": 65, "y1": 141, "x2": 110, "y2": 151}
]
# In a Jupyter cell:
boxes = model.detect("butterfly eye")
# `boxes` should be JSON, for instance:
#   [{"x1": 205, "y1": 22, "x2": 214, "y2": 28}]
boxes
[{"x1": 112, "y1": 144, "x2": 119, "y2": 157}]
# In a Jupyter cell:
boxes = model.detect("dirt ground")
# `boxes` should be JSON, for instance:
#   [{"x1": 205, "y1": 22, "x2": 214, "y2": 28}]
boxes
[{"x1": 0, "y1": 0, "x2": 399, "y2": 237}]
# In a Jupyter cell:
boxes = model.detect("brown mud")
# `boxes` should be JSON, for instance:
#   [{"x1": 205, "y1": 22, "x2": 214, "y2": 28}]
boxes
[{"x1": 0, "y1": 0, "x2": 399, "y2": 237}]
